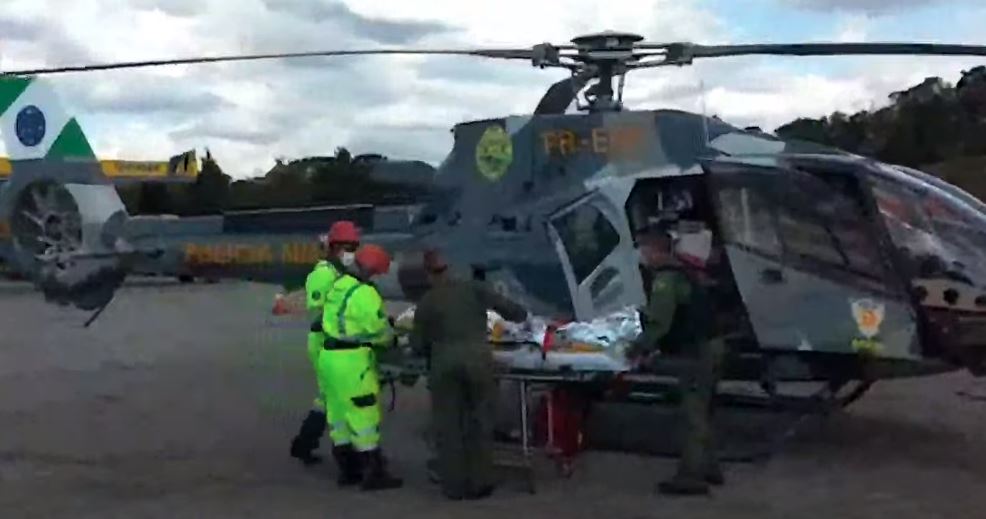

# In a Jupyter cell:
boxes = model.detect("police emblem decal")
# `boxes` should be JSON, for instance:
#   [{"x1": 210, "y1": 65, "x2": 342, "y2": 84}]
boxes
[
  {"x1": 475, "y1": 125, "x2": 513, "y2": 182},
  {"x1": 850, "y1": 298, "x2": 885, "y2": 339}
]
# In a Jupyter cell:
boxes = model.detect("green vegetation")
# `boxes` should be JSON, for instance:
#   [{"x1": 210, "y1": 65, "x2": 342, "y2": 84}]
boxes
[
  {"x1": 775, "y1": 66, "x2": 986, "y2": 200},
  {"x1": 117, "y1": 147, "x2": 428, "y2": 215}
]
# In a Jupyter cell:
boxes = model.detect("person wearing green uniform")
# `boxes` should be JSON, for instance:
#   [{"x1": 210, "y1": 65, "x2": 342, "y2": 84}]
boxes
[
  {"x1": 319, "y1": 243, "x2": 403, "y2": 491},
  {"x1": 409, "y1": 250, "x2": 528, "y2": 500},
  {"x1": 626, "y1": 226, "x2": 726, "y2": 496},
  {"x1": 289, "y1": 221, "x2": 360, "y2": 478}
]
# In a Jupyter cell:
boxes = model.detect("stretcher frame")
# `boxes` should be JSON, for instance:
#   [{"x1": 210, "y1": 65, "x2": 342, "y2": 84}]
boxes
[
  {"x1": 382, "y1": 335, "x2": 634, "y2": 494},
  {"x1": 493, "y1": 369, "x2": 610, "y2": 494}
]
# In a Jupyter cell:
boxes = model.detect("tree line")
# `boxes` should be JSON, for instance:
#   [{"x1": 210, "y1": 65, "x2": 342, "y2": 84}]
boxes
[
  {"x1": 118, "y1": 147, "x2": 428, "y2": 216},
  {"x1": 774, "y1": 66, "x2": 986, "y2": 200}
]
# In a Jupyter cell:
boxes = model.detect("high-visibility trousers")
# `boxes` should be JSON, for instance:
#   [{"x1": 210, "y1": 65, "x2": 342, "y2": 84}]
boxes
[
  {"x1": 307, "y1": 331, "x2": 326, "y2": 410},
  {"x1": 317, "y1": 346, "x2": 382, "y2": 451}
]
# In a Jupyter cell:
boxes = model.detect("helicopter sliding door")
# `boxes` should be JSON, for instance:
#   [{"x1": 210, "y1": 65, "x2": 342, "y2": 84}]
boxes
[
  {"x1": 705, "y1": 161, "x2": 921, "y2": 360},
  {"x1": 546, "y1": 191, "x2": 645, "y2": 321}
]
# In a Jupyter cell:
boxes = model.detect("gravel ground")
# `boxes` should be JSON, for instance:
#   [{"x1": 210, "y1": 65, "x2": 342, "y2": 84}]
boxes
[{"x1": 1, "y1": 279, "x2": 985, "y2": 518}]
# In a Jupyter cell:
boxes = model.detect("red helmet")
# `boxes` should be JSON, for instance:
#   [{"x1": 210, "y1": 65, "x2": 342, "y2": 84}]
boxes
[
  {"x1": 327, "y1": 221, "x2": 360, "y2": 244},
  {"x1": 423, "y1": 249, "x2": 448, "y2": 273},
  {"x1": 355, "y1": 244, "x2": 391, "y2": 276}
]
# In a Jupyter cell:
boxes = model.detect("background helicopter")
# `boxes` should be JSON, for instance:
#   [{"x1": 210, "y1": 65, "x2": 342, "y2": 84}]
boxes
[{"x1": 3, "y1": 31, "x2": 986, "y2": 407}]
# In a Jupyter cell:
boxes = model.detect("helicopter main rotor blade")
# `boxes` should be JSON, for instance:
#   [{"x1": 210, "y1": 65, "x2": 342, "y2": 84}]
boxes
[
  {"x1": 648, "y1": 42, "x2": 986, "y2": 65},
  {"x1": 0, "y1": 48, "x2": 538, "y2": 76}
]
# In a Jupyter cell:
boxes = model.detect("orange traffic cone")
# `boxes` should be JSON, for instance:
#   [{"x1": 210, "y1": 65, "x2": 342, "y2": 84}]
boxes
[{"x1": 272, "y1": 294, "x2": 290, "y2": 315}]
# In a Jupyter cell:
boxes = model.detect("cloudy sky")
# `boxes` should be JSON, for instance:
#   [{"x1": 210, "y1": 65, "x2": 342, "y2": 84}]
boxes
[{"x1": 1, "y1": 0, "x2": 985, "y2": 178}]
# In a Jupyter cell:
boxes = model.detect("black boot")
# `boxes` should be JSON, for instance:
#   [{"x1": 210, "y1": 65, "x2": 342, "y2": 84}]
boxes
[
  {"x1": 705, "y1": 466, "x2": 725, "y2": 486},
  {"x1": 465, "y1": 485, "x2": 496, "y2": 500},
  {"x1": 426, "y1": 458, "x2": 441, "y2": 484},
  {"x1": 360, "y1": 449, "x2": 403, "y2": 491},
  {"x1": 657, "y1": 474, "x2": 710, "y2": 496},
  {"x1": 289, "y1": 410, "x2": 326, "y2": 466},
  {"x1": 332, "y1": 446, "x2": 363, "y2": 487}
]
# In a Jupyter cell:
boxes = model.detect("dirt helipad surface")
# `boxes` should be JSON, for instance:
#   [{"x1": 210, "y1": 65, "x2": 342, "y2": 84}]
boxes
[{"x1": 1, "y1": 279, "x2": 985, "y2": 518}]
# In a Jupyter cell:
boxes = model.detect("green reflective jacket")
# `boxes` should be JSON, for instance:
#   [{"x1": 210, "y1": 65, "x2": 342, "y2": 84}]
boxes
[
  {"x1": 321, "y1": 273, "x2": 393, "y2": 348},
  {"x1": 305, "y1": 260, "x2": 340, "y2": 323}
]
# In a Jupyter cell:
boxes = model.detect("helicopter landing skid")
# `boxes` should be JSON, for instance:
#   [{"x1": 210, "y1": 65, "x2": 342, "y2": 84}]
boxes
[
  {"x1": 582, "y1": 375, "x2": 875, "y2": 463},
  {"x1": 748, "y1": 379, "x2": 874, "y2": 463}
]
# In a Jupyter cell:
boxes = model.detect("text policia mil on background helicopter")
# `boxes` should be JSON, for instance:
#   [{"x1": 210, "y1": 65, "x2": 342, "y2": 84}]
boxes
[{"x1": 3, "y1": 31, "x2": 986, "y2": 408}]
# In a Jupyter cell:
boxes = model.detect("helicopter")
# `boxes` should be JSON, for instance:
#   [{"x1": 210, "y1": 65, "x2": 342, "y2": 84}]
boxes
[{"x1": 3, "y1": 30, "x2": 986, "y2": 409}]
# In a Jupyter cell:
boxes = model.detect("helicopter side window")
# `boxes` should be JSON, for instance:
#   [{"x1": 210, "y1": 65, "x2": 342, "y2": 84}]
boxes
[
  {"x1": 773, "y1": 171, "x2": 896, "y2": 284},
  {"x1": 775, "y1": 207, "x2": 845, "y2": 266},
  {"x1": 552, "y1": 203, "x2": 621, "y2": 283},
  {"x1": 715, "y1": 186, "x2": 782, "y2": 257}
]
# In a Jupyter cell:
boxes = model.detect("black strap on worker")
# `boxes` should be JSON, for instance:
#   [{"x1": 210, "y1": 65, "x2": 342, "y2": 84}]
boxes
[
  {"x1": 387, "y1": 379, "x2": 397, "y2": 412},
  {"x1": 323, "y1": 338, "x2": 366, "y2": 350}
]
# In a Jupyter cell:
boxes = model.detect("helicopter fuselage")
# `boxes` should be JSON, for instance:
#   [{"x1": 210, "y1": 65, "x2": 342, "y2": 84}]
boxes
[{"x1": 400, "y1": 108, "x2": 986, "y2": 381}]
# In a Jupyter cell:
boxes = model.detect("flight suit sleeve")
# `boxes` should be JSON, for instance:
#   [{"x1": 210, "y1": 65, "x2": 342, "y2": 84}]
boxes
[
  {"x1": 628, "y1": 271, "x2": 683, "y2": 358},
  {"x1": 473, "y1": 281, "x2": 528, "y2": 323},
  {"x1": 408, "y1": 296, "x2": 433, "y2": 358}
]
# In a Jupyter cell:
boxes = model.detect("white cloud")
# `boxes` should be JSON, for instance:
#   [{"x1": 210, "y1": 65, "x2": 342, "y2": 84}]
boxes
[
  {"x1": 784, "y1": 0, "x2": 950, "y2": 14},
  {"x1": 833, "y1": 14, "x2": 870, "y2": 42},
  {"x1": 2, "y1": 0, "x2": 985, "y2": 179}
]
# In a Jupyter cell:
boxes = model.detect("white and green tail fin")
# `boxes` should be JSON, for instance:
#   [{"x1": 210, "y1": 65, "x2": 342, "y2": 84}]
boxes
[{"x1": 0, "y1": 75, "x2": 96, "y2": 162}]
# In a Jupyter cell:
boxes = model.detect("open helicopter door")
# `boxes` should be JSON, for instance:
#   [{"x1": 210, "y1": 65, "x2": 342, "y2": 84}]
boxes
[
  {"x1": 703, "y1": 160, "x2": 921, "y2": 363},
  {"x1": 546, "y1": 188, "x2": 645, "y2": 321}
]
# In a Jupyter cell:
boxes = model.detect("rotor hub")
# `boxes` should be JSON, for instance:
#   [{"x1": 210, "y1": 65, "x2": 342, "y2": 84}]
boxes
[
  {"x1": 3, "y1": 176, "x2": 131, "y2": 311},
  {"x1": 563, "y1": 31, "x2": 647, "y2": 112},
  {"x1": 43, "y1": 214, "x2": 66, "y2": 240},
  {"x1": 571, "y1": 30, "x2": 644, "y2": 55}
]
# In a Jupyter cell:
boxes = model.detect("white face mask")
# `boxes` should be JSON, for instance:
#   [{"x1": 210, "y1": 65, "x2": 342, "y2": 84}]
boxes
[{"x1": 340, "y1": 252, "x2": 356, "y2": 268}]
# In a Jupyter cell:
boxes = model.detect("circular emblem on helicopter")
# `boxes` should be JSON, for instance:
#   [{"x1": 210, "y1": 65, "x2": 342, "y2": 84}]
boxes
[
  {"x1": 475, "y1": 125, "x2": 513, "y2": 182},
  {"x1": 850, "y1": 298, "x2": 885, "y2": 339},
  {"x1": 15, "y1": 105, "x2": 46, "y2": 147}
]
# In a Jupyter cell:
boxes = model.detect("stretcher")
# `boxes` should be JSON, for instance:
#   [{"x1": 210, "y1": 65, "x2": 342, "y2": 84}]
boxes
[
  {"x1": 383, "y1": 305, "x2": 644, "y2": 492},
  {"x1": 379, "y1": 344, "x2": 631, "y2": 494}
]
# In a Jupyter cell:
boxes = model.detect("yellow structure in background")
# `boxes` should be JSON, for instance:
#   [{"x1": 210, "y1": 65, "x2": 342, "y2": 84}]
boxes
[
  {"x1": 0, "y1": 149, "x2": 199, "y2": 182},
  {"x1": 100, "y1": 160, "x2": 170, "y2": 178}
]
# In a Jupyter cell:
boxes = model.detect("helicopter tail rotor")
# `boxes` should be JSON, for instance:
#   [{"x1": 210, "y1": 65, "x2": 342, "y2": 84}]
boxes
[{"x1": 0, "y1": 76, "x2": 144, "y2": 312}]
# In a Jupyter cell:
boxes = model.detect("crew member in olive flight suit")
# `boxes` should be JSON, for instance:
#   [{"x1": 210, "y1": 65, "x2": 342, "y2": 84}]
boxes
[
  {"x1": 627, "y1": 226, "x2": 727, "y2": 496},
  {"x1": 410, "y1": 250, "x2": 528, "y2": 500}
]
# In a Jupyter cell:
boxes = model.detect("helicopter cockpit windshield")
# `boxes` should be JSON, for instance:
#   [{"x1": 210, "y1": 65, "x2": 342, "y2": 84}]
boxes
[{"x1": 868, "y1": 175, "x2": 986, "y2": 289}]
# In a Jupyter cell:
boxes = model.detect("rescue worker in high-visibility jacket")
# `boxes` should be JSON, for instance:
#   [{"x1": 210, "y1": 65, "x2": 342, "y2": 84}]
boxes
[
  {"x1": 319, "y1": 243, "x2": 403, "y2": 491},
  {"x1": 626, "y1": 226, "x2": 726, "y2": 496},
  {"x1": 289, "y1": 221, "x2": 361, "y2": 474}
]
